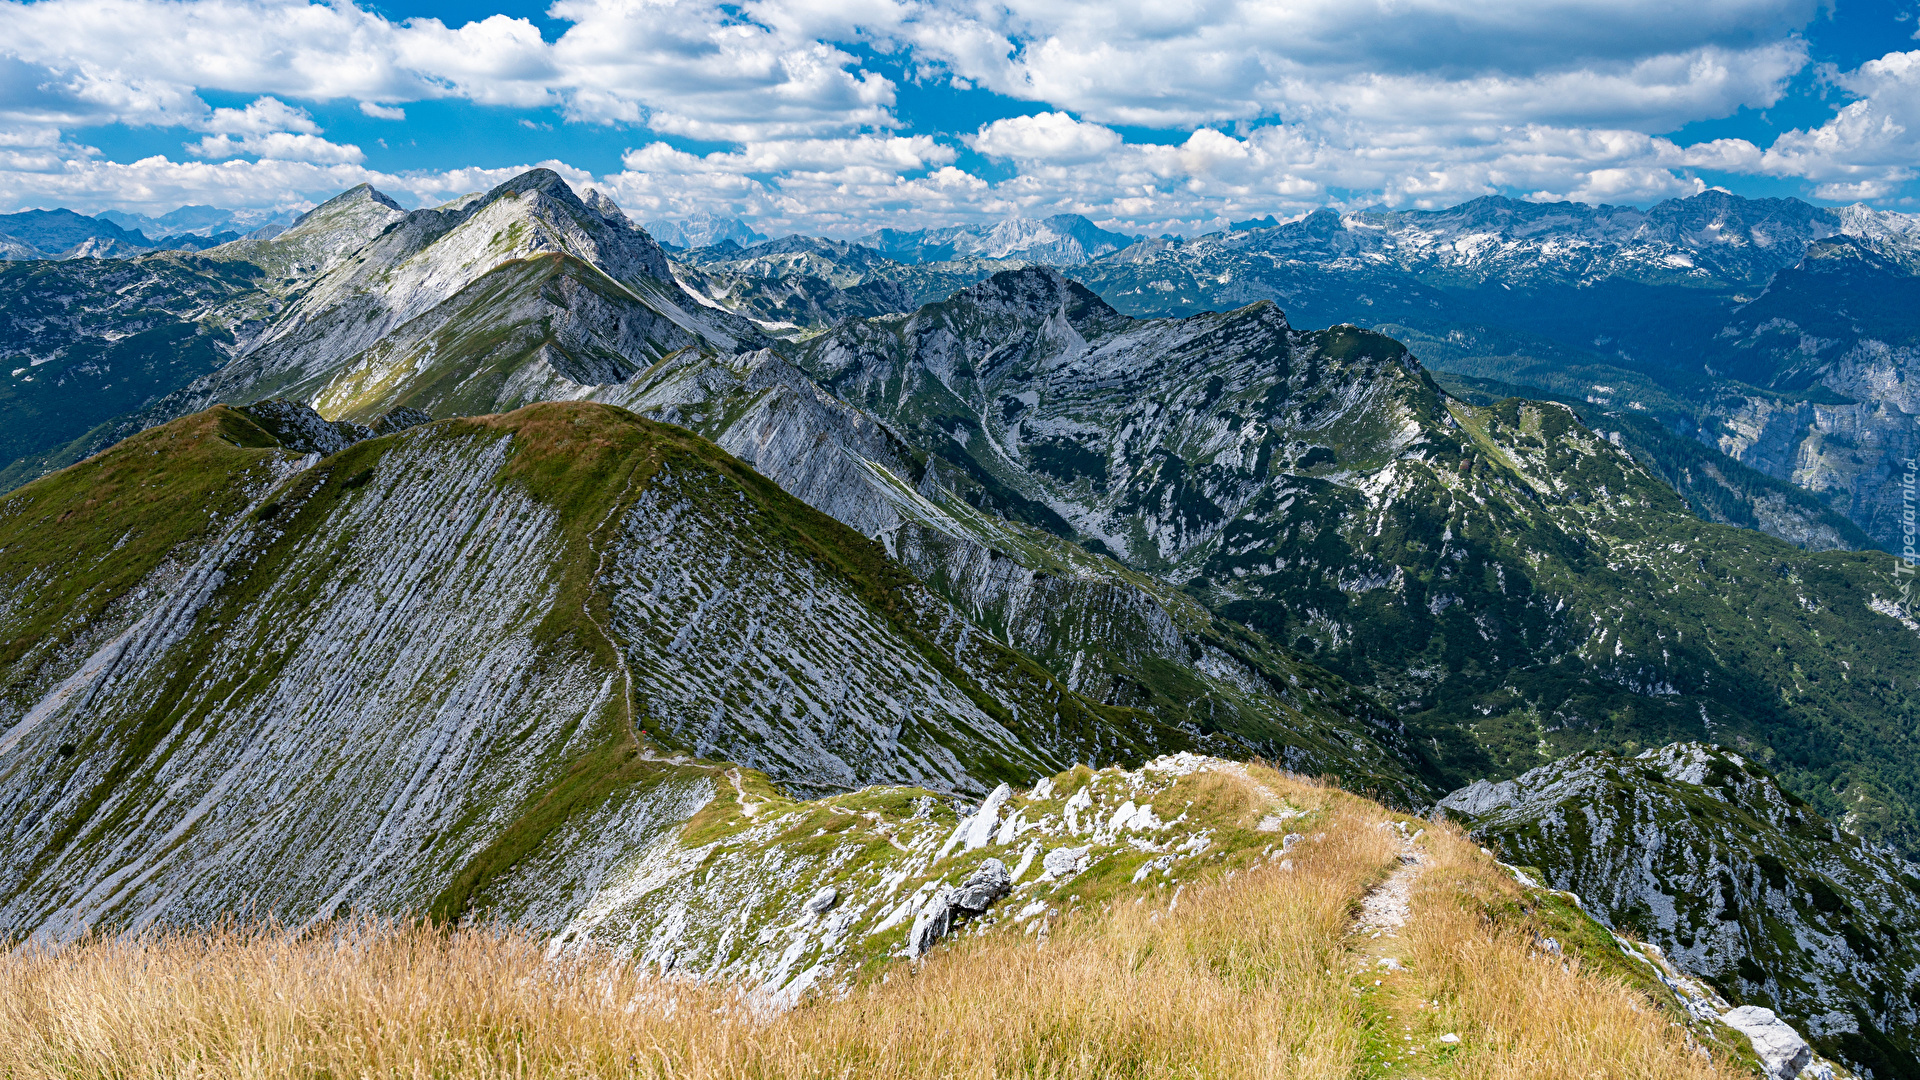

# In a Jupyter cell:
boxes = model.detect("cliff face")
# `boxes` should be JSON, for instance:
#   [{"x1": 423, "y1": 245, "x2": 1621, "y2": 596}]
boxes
[{"x1": 1441, "y1": 743, "x2": 1920, "y2": 1078}]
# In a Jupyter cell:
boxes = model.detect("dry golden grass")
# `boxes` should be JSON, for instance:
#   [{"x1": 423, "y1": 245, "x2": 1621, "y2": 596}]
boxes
[
  {"x1": 0, "y1": 769, "x2": 1728, "y2": 1080},
  {"x1": 1395, "y1": 820, "x2": 1727, "y2": 1080}
]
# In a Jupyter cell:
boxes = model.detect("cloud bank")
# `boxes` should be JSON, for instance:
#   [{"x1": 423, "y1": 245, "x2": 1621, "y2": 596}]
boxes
[{"x1": 0, "y1": 0, "x2": 1912, "y2": 232}]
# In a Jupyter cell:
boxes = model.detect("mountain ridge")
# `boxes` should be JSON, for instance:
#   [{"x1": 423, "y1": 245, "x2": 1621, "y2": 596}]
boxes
[{"x1": 0, "y1": 172, "x2": 1916, "y2": 1077}]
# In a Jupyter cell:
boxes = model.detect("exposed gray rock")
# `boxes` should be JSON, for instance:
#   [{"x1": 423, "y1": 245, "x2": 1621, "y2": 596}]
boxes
[
  {"x1": 370, "y1": 407, "x2": 433, "y2": 435},
  {"x1": 953, "y1": 858, "x2": 1011, "y2": 913},
  {"x1": 1436, "y1": 778, "x2": 1519, "y2": 818},
  {"x1": 962, "y1": 784, "x2": 1014, "y2": 852},
  {"x1": 235, "y1": 398, "x2": 372, "y2": 456},
  {"x1": 1441, "y1": 742, "x2": 1920, "y2": 1078},
  {"x1": 803, "y1": 887, "x2": 839, "y2": 916},
  {"x1": 1720, "y1": 1006, "x2": 1812, "y2": 1080},
  {"x1": 1042, "y1": 846, "x2": 1089, "y2": 879},
  {"x1": 908, "y1": 885, "x2": 956, "y2": 958}
]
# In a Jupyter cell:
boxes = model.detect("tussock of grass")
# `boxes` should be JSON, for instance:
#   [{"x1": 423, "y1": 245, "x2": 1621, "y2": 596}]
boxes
[{"x1": 0, "y1": 768, "x2": 1734, "y2": 1079}]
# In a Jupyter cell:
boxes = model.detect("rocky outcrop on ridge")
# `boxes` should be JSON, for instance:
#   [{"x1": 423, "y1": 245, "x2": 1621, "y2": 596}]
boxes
[{"x1": 1440, "y1": 743, "x2": 1920, "y2": 1078}]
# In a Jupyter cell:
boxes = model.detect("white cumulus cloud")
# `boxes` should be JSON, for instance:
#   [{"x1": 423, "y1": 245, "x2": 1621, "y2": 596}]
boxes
[{"x1": 0, "y1": 0, "x2": 1914, "y2": 226}]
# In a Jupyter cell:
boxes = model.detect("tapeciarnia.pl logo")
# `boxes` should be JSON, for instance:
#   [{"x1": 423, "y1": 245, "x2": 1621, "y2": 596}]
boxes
[{"x1": 1899, "y1": 457, "x2": 1917, "y2": 605}]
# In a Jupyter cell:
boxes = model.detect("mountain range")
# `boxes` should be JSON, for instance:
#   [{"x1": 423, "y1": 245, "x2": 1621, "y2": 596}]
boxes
[
  {"x1": 663, "y1": 194, "x2": 1920, "y2": 558},
  {"x1": 1, "y1": 170, "x2": 1917, "y2": 1077},
  {"x1": 0, "y1": 206, "x2": 298, "y2": 261}
]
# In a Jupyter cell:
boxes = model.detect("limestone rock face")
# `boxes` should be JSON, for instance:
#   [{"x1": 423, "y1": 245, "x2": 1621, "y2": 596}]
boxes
[
  {"x1": 908, "y1": 886, "x2": 957, "y2": 959},
  {"x1": 954, "y1": 858, "x2": 1011, "y2": 913},
  {"x1": 235, "y1": 398, "x2": 372, "y2": 456},
  {"x1": 0, "y1": 402, "x2": 1182, "y2": 941},
  {"x1": 1042, "y1": 846, "x2": 1089, "y2": 879},
  {"x1": 1720, "y1": 1006, "x2": 1813, "y2": 1080},
  {"x1": 1441, "y1": 742, "x2": 1920, "y2": 1078}
]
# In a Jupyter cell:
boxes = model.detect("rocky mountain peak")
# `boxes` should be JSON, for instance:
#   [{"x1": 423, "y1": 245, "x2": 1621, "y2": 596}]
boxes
[
  {"x1": 937, "y1": 267, "x2": 1126, "y2": 334},
  {"x1": 286, "y1": 183, "x2": 404, "y2": 229},
  {"x1": 470, "y1": 169, "x2": 674, "y2": 285},
  {"x1": 580, "y1": 187, "x2": 631, "y2": 228},
  {"x1": 477, "y1": 167, "x2": 575, "y2": 204}
]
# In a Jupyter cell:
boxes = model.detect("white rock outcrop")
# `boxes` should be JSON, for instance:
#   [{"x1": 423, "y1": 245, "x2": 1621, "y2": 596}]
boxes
[{"x1": 1719, "y1": 1005, "x2": 1812, "y2": 1080}]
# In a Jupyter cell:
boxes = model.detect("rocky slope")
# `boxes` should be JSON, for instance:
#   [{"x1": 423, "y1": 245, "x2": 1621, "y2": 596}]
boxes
[
  {"x1": 582, "y1": 346, "x2": 1431, "y2": 804},
  {"x1": 793, "y1": 268, "x2": 1920, "y2": 853},
  {"x1": 1442, "y1": 742, "x2": 1920, "y2": 1078},
  {"x1": 0, "y1": 399, "x2": 1219, "y2": 940}
]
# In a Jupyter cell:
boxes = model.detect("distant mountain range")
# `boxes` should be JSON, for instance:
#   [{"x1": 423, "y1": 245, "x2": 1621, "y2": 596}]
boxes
[
  {"x1": 855, "y1": 214, "x2": 1135, "y2": 265},
  {"x1": 644, "y1": 209, "x2": 769, "y2": 250},
  {"x1": 657, "y1": 194, "x2": 1920, "y2": 557},
  {"x1": 97, "y1": 204, "x2": 299, "y2": 239},
  {"x1": 645, "y1": 210, "x2": 1136, "y2": 266},
  {"x1": 9, "y1": 189, "x2": 1917, "y2": 555},
  {"x1": 0, "y1": 205, "x2": 298, "y2": 260}
]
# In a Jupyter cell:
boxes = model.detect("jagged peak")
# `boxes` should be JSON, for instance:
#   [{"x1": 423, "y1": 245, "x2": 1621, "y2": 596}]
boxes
[
  {"x1": 461, "y1": 168, "x2": 613, "y2": 233},
  {"x1": 292, "y1": 183, "x2": 402, "y2": 226},
  {"x1": 438, "y1": 168, "x2": 674, "y2": 285},
  {"x1": 481, "y1": 167, "x2": 578, "y2": 205},
  {"x1": 581, "y1": 187, "x2": 631, "y2": 228}
]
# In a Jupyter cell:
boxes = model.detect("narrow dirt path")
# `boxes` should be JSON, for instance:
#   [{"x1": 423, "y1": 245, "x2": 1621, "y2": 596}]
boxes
[
  {"x1": 1355, "y1": 831, "x2": 1426, "y2": 939},
  {"x1": 1350, "y1": 823, "x2": 1448, "y2": 1078}
]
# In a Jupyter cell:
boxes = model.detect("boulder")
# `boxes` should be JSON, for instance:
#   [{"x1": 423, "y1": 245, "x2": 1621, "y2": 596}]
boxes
[
  {"x1": 1042, "y1": 845, "x2": 1089, "y2": 879},
  {"x1": 803, "y1": 887, "x2": 839, "y2": 916},
  {"x1": 963, "y1": 783, "x2": 1014, "y2": 851},
  {"x1": 909, "y1": 887, "x2": 957, "y2": 958},
  {"x1": 371, "y1": 406, "x2": 434, "y2": 435},
  {"x1": 954, "y1": 858, "x2": 1011, "y2": 913},
  {"x1": 1720, "y1": 1006, "x2": 1812, "y2": 1080}
]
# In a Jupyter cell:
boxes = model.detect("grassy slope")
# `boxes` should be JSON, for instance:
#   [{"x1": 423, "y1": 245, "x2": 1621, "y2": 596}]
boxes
[
  {"x1": 0, "y1": 760, "x2": 1757, "y2": 1079},
  {"x1": 0, "y1": 406, "x2": 296, "y2": 709}
]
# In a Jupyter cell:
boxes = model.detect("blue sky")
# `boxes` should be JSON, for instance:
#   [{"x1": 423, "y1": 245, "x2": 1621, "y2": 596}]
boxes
[{"x1": 1, "y1": 0, "x2": 1917, "y2": 235}]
